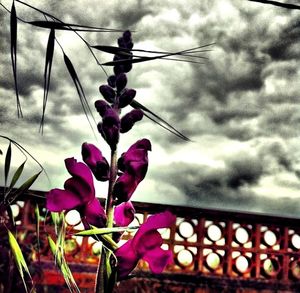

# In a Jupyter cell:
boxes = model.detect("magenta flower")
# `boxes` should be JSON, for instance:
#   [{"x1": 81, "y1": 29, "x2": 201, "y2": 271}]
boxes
[
  {"x1": 114, "y1": 201, "x2": 135, "y2": 227},
  {"x1": 115, "y1": 211, "x2": 175, "y2": 280},
  {"x1": 113, "y1": 139, "x2": 151, "y2": 203},
  {"x1": 46, "y1": 157, "x2": 106, "y2": 227},
  {"x1": 81, "y1": 142, "x2": 109, "y2": 181}
]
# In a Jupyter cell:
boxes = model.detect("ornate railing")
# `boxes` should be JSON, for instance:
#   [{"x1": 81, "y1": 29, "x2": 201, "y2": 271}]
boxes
[{"x1": 4, "y1": 189, "x2": 300, "y2": 292}]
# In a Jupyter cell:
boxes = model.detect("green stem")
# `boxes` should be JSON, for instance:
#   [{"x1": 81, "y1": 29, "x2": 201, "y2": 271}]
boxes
[
  {"x1": 95, "y1": 148, "x2": 118, "y2": 293},
  {"x1": 105, "y1": 148, "x2": 118, "y2": 228}
]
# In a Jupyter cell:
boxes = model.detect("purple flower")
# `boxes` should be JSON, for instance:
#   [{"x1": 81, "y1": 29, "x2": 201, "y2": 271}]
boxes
[
  {"x1": 46, "y1": 158, "x2": 106, "y2": 227},
  {"x1": 81, "y1": 143, "x2": 109, "y2": 181},
  {"x1": 113, "y1": 139, "x2": 151, "y2": 203},
  {"x1": 97, "y1": 108, "x2": 120, "y2": 150},
  {"x1": 114, "y1": 201, "x2": 135, "y2": 227},
  {"x1": 115, "y1": 211, "x2": 175, "y2": 280}
]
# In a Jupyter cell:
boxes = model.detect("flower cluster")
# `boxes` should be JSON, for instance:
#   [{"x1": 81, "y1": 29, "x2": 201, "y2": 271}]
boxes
[
  {"x1": 96, "y1": 31, "x2": 143, "y2": 151},
  {"x1": 46, "y1": 30, "x2": 175, "y2": 283}
]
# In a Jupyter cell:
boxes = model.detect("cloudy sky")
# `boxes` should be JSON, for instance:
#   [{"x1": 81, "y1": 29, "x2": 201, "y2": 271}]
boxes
[{"x1": 1, "y1": 0, "x2": 300, "y2": 217}]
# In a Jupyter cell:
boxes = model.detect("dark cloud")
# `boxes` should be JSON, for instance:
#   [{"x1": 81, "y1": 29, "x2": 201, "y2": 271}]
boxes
[
  {"x1": 264, "y1": 20, "x2": 300, "y2": 61},
  {"x1": 1, "y1": 0, "x2": 300, "y2": 217},
  {"x1": 151, "y1": 157, "x2": 300, "y2": 216}
]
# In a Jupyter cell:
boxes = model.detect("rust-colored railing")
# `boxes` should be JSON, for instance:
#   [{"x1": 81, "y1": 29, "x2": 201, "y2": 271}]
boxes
[{"x1": 5, "y1": 189, "x2": 300, "y2": 292}]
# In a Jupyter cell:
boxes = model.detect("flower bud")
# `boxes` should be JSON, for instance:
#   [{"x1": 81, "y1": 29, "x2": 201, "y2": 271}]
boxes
[
  {"x1": 98, "y1": 109, "x2": 120, "y2": 150},
  {"x1": 95, "y1": 100, "x2": 111, "y2": 117},
  {"x1": 119, "y1": 88, "x2": 136, "y2": 108},
  {"x1": 113, "y1": 139, "x2": 151, "y2": 202},
  {"x1": 114, "y1": 65, "x2": 125, "y2": 76},
  {"x1": 116, "y1": 73, "x2": 127, "y2": 93},
  {"x1": 122, "y1": 30, "x2": 133, "y2": 49},
  {"x1": 99, "y1": 85, "x2": 115, "y2": 103},
  {"x1": 120, "y1": 109, "x2": 143, "y2": 133},
  {"x1": 81, "y1": 142, "x2": 109, "y2": 181},
  {"x1": 118, "y1": 37, "x2": 126, "y2": 48},
  {"x1": 107, "y1": 75, "x2": 116, "y2": 88}
]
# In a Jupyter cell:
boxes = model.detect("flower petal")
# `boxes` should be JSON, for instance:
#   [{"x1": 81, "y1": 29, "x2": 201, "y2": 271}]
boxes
[
  {"x1": 82, "y1": 197, "x2": 107, "y2": 228},
  {"x1": 115, "y1": 239, "x2": 138, "y2": 280},
  {"x1": 115, "y1": 211, "x2": 175, "y2": 279},
  {"x1": 143, "y1": 247, "x2": 173, "y2": 274},
  {"x1": 46, "y1": 158, "x2": 95, "y2": 212},
  {"x1": 133, "y1": 211, "x2": 175, "y2": 247},
  {"x1": 113, "y1": 173, "x2": 137, "y2": 203},
  {"x1": 46, "y1": 188, "x2": 84, "y2": 212},
  {"x1": 114, "y1": 201, "x2": 135, "y2": 227}
]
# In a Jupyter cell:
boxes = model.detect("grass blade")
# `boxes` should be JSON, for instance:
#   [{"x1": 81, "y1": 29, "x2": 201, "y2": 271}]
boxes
[
  {"x1": 102, "y1": 56, "x2": 157, "y2": 66},
  {"x1": 10, "y1": 1, "x2": 22, "y2": 117},
  {"x1": 34, "y1": 204, "x2": 40, "y2": 260},
  {"x1": 28, "y1": 21, "x2": 123, "y2": 32},
  {"x1": 100, "y1": 44, "x2": 214, "y2": 66},
  {"x1": 8, "y1": 229, "x2": 33, "y2": 293},
  {"x1": 92, "y1": 45, "x2": 131, "y2": 56},
  {"x1": 7, "y1": 171, "x2": 42, "y2": 205},
  {"x1": 131, "y1": 100, "x2": 191, "y2": 141},
  {"x1": 248, "y1": 0, "x2": 300, "y2": 10},
  {"x1": 93, "y1": 45, "x2": 207, "y2": 64},
  {"x1": 48, "y1": 236, "x2": 80, "y2": 293},
  {"x1": 9, "y1": 160, "x2": 26, "y2": 189},
  {"x1": 75, "y1": 226, "x2": 135, "y2": 236},
  {"x1": 16, "y1": 171, "x2": 41, "y2": 194},
  {"x1": 4, "y1": 142, "x2": 12, "y2": 187},
  {"x1": 40, "y1": 28, "x2": 55, "y2": 133},
  {"x1": 63, "y1": 53, "x2": 97, "y2": 139}
]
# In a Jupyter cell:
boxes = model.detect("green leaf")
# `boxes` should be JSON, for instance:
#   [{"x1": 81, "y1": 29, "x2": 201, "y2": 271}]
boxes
[
  {"x1": 9, "y1": 160, "x2": 26, "y2": 189},
  {"x1": 4, "y1": 142, "x2": 12, "y2": 187},
  {"x1": 8, "y1": 229, "x2": 33, "y2": 293},
  {"x1": 40, "y1": 28, "x2": 55, "y2": 133}
]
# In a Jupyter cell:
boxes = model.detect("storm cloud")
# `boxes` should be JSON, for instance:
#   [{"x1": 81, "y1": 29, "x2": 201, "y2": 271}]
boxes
[{"x1": 0, "y1": 0, "x2": 300, "y2": 217}]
